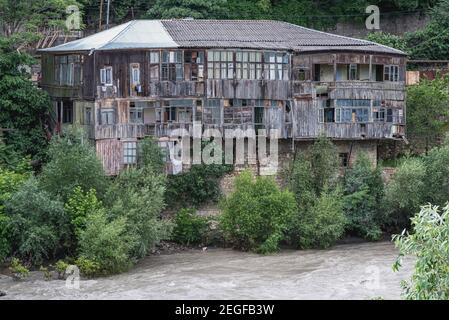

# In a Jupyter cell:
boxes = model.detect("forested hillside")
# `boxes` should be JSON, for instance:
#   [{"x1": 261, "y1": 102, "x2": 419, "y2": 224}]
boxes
[{"x1": 78, "y1": 0, "x2": 437, "y2": 30}]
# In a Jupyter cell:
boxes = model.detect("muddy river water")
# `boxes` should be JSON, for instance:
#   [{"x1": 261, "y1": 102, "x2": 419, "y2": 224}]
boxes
[{"x1": 0, "y1": 241, "x2": 414, "y2": 300}]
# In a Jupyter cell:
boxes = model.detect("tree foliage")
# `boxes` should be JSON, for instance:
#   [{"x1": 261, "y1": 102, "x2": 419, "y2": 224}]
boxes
[
  {"x1": 343, "y1": 153, "x2": 385, "y2": 240},
  {"x1": 393, "y1": 204, "x2": 449, "y2": 300},
  {"x1": 220, "y1": 170, "x2": 297, "y2": 253},
  {"x1": 288, "y1": 136, "x2": 346, "y2": 248},
  {"x1": 4, "y1": 177, "x2": 69, "y2": 265},
  {"x1": 406, "y1": 76, "x2": 449, "y2": 153},
  {"x1": 78, "y1": 209, "x2": 134, "y2": 274},
  {"x1": 172, "y1": 208, "x2": 209, "y2": 246},
  {"x1": 0, "y1": 38, "x2": 52, "y2": 163},
  {"x1": 147, "y1": 0, "x2": 228, "y2": 19},
  {"x1": 39, "y1": 128, "x2": 108, "y2": 202}
]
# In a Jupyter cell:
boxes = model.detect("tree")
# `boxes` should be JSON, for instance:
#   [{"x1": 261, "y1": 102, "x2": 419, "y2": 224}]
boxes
[
  {"x1": 384, "y1": 157, "x2": 426, "y2": 230},
  {"x1": 106, "y1": 138, "x2": 170, "y2": 259},
  {"x1": 147, "y1": 0, "x2": 228, "y2": 19},
  {"x1": 78, "y1": 210, "x2": 134, "y2": 274},
  {"x1": 393, "y1": 204, "x2": 449, "y2": 300},
  {"x1": 423, "y1": 139, "x2": 449, "y2": 207},
  {"x1": 365, "y1": 32, "x2": 408, "y2": 53},
  {"x1": 294, "y1": 187, "x2": 346, "y2": 249},
  {"x1": 406, "y1": 0, "x2": 449, "y2": 60},
  {"x1": 220, "y1": 170, "x2": 297, "y2": 253},
  {"x1": 309, "y1": 135, "x2": 339, "y2": 193},
  {"x1": 0, "y1": 38, "x2": 53, "y2": 163},
  {"x1": 0, "y1": 0, "x2": 82, "y2": 49},
  {"x1": 343, "y1": 153, "x2": 385, "y2": 240},
  {"x1": 39, "y1": 128, "x2": 108, "y2": 202},
  {"x1": 288, "y1": 136, "x2": 345, "y2": 248},
  {"x1": 4, "y1": 177, "x2": 69, "y2": 265},
  {"x1": 406, "y1": 76, "x2": 449, "y2": 154}
]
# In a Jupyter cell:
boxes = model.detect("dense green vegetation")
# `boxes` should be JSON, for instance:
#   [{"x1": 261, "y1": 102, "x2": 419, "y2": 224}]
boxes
[
  {"x1": 406, "y1": 76, "x2": 449, "y2": 154},
  {"x1": 366, "y1": 0, "x2": 449, "y2": 60},
  {"x1": 220, "y1": 170, "x2": 297, "y2": 253},
  {"x1": 0, "y1": 38, "x2": 52, "y2": 164},
  {"x1": 0, "y1": 131, "x2": 170, "y2": 276},
  {"x1": 288, "y1": 137, "x2": 346, "y2": 248},
  {"x1": 393, "y1": 204, "x2": 449, "y2": 300}
]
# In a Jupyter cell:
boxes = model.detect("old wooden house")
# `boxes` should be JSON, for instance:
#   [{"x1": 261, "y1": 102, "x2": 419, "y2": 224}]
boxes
[{"x1": 39, "y1": 19, "x2": 406, "y2": 175}]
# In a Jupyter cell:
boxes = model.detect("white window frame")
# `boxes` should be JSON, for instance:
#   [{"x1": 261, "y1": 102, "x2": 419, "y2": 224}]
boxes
[
  {"x1": 384, "y1": 65, "x2": 399, "y2": 82},
  {"x1": 100, "y1": 66, "x2": 113, "y2": 86}
]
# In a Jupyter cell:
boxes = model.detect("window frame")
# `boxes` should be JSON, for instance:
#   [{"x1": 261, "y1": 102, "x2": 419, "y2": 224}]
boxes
[
  {"x1": 100, "y1": 66, "x2": 113, "y2": 86},
  {"x1": 123, "y1": 141, "x2": 137, "y2": 165}
]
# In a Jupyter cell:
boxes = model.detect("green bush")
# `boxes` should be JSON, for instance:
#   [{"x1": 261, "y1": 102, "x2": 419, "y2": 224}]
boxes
[
  {"x1": 343, "y1": 153, "x2": 385, "y2": 240},
  {"x1": 39, "y1": 266, "x2": 52, "y2": 281},
  {"x1": 5, "y1": 177, "x2": 69, "y2": 265},
  {"x1": 108, "y1": 167, "x2": 170, "y2": 259},
  {"x1": 220, "y1": 170, "x2": 297, "y2": 254},
  {"x1": 65, "y1": 186, "x2": 103, "y2": 241},
  {"x1": 309, "y1": 135, "x2": 339, "y2": 193},
  {"x1": 137, "y1": 137, "x2": 166, "y2": 174},
  {"x1": 172, "y1": 208, "x2": 208, "y2": 246},
  {"x1": 9, "y1": 257, "x2": 29, "y2": 280},
  {"x1": 384, "y1": 157, "x2": 426, "y2": 230},
  {"x1": 293, "y1": 187, "x2": 347, "y2": 249},
  {"x1": 166, "y1": 163, "x2": 232, "y2": 207},
  {"x1": 78, "y1": 210, "x2": 134, "y2": 275},
  {"x1": 423, "y1": 142, "x2": 449, "y2": 206},
  {"x1": 0, "y1": 214, "x2": 10, "y2": 263},
  {"x1": 165, "y1": 140, "x2": 233, "y2": 208},
  {"x1": 74, "y1": 257, "x2": 101, "y2": 278},
  {"x1": 288, "y1": 136, "x2": 345, "y2": 248},
  {"x1": 393, "y1": 204, "x2": 449, "y2": 300},
  {"x1": 54, "y1": 260, "x2": 69, "y2": 279},
  {"x1": 39, "y1": 128, "x2": 108, "y2": 202}
]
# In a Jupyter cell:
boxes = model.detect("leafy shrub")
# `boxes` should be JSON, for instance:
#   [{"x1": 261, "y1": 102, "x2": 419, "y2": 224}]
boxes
[
  {"x1": 39, "y1": 128, "x2": 108, "y2": 202},
  {"x1": 54, "y1": 260, "x2": 69, "y2": 279},
  {"x1": 393, "y1": 204, "x2": 449, "y2": 300},
  {"x1": 107, "y1": 167, "x2": 170, "y2": 259},
  {"x1": 166, "y1": 163, "x2": 232, "y2": 207},
  {"x1": 78, "y1": 210, "x2": 134, "y2": 275},
  {"x1": 288, "y1": 137, "x2": 346, "y2": 248},
  {"x1": 5, "y1": 177, "x2": 69, "y2": 265},
  {"x1": 137, "y1": 137, "x2": 166, "y2": 174},
  {"x1": 74, "y1": 257, "x2": 101, "y2": 278},
  {"x1": 165, "y1": 140, "x2": 233, "y2": 208},
  {"x1": 309, "y1": 135, "x2": 339, "y2": 193},
  {"x1": 172, "y1": 208, "x2": 208, "y2": 245},
  {"x1": 423, "y1": 142, "x2": 449, "y2": 206},
  {"x1": 0, "y1": 167, "x2": 29, "y2": 211},
  {"x1": 65, "y1": 186, "x2": 103, "y2": 241},
  {"x1": 343, "y1": 153, "x2": 385, "y2": 240},
  {"x1": 0, "y1": 214, "x2": 10, "y2": 263},
  {"x1": 220, "y1": 170, "x2": 297, "y2": 253},
  {"x1": 384, "y1": 157, "x2": 426, "y2": 230},
  {"x1": 293, "y1": 187, "x2": 347, "y2": 249},
  {"x1": 39, "y1": 266, "x2": 52, "y2": 281},
  {"x1": 9, "y1": 258, "x2": 29, "y2": 280}
]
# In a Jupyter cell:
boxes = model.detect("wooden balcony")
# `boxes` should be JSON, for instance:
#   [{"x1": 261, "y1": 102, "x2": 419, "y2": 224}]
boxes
[
  {"x1": 148, "y1": 81, "x2": 205, "y2": 97},
  {"x1": 207, "y1": 79, "x2": 290, "y2": 100},
  {"x1": 293, "y1": 122, "x2": 405, "y2": 140}
]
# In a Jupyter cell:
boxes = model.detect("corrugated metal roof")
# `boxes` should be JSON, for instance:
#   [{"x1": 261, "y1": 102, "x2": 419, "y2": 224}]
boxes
[
  {"x1": 40, "y1": 20, "x2": 178, "y2": 52},
  {"x1": 40, "y1": 19, "x2": 406, "y2": 56}
]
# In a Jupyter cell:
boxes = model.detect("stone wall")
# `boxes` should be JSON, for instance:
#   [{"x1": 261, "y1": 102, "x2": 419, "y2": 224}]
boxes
[{"x1": 330, "y1": 12, "x2": 429, "y2": 38}]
